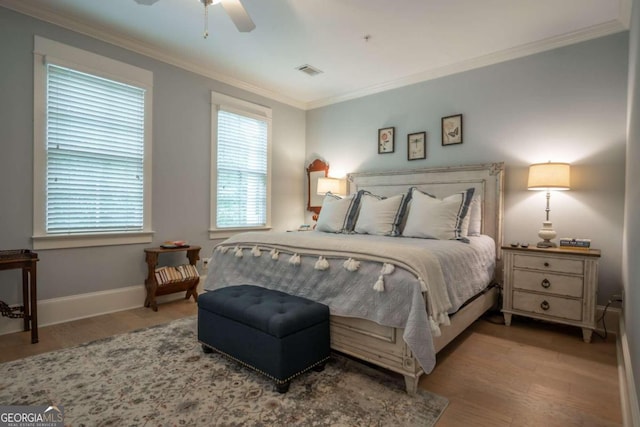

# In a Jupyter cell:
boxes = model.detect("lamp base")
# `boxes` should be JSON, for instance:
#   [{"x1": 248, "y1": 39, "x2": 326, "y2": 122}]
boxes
[
  {"x1": 536, "y1": 240, "x2": 557, "y2": 248},
  {"x1": 537, "y1": 220, "x2": 557, "y2": 248}
]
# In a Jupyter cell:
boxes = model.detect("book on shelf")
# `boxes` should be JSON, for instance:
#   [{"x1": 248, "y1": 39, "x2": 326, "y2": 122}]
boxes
[
  {"x1": 559, "y1": 238, "x2": 591, "y2": 249},
  {"x1": 154, "y1": 264, "x2": 199, "y2": 285}
]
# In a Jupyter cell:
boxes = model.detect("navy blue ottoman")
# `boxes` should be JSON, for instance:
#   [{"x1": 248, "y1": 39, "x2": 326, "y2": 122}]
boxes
[{"x1": 198, "y1": 285, "x2": 330, "y2": 393}]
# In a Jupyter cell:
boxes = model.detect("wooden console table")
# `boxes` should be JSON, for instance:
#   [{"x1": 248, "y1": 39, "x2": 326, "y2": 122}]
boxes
[
  {"x1": 144, "y1": 246, "x2": 201, "y2": 311},
  {"x1": 0, "y1": 249, "x2": 39, "y2": 343}
]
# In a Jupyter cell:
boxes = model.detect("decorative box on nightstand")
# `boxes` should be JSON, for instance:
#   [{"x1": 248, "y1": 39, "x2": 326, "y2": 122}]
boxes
[{"x1": 501, "y1": 245, "x2": 601, "y2": 343}]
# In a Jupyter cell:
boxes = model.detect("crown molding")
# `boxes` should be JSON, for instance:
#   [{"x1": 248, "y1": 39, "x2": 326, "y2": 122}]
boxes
[
  {"x1": 0, "y1": 0, "x2": 306, "y2": 110},
  {"x1": 619, "y1": 0, "x2": 632, "y2": 29},
  {"x1": 305, "y1": 19, "x2": 628, "y2": 110},
  {"x1": 1, "y1": 0, "x2": 628, "y2": 111}
]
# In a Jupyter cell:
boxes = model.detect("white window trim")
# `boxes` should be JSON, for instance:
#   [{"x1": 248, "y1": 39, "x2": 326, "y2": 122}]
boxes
[
  {"x1": 33, "y1": 36, "x2": 154, "y2": 249},
  {"x1": 209, "y1": 91, "x2": 272, "y2": 239}
]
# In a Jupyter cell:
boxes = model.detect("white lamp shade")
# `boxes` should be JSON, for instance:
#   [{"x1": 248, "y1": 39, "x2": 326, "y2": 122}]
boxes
[
  {"x1": 317, "y1": 177, "x2": 346, "y2": 195},
  {"x1": 527, "y1": 162, "x2": 571, "y2": 190}
]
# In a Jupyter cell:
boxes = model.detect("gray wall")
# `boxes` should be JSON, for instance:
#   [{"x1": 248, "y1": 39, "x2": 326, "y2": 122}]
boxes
[
  {"x1": 624, "y1": 0, "x2": 640, "y2": 411},
  {"x1": 306, "y1": 32, "x2": 629, "y2": 306},
  {"x1": 0, "y1": 7, "x2": 306, "y2": 301}
]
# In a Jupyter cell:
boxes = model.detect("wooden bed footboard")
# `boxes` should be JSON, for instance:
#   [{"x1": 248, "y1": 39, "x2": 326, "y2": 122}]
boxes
[{"x1": 330, "y1": 286, "x2": 499, "y2": 394}]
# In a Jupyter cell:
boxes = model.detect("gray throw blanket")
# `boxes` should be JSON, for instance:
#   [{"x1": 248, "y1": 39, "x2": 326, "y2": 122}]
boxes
[{"x1": 204, "y1": 231, "x2": 458, "y2": 373}]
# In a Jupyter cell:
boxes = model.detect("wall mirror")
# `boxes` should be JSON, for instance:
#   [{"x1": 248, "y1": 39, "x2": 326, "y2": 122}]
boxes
[{"x1": 307, "y1": 158, "x2": 329, "y2": 216}]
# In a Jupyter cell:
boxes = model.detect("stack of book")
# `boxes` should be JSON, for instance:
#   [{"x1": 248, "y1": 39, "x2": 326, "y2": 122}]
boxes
[
  {"x1": 155, "y1": 264, "x2": 199, "y2": 285},
  {"x1": 559, "y1": 238, "x2": 591, "y2": 250}
]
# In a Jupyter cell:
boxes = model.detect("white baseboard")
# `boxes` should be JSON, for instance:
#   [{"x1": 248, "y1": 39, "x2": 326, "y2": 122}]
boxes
[
  {"x1": 596, "y1": 305, "x2": 621, "y2": 336},
  {"x1": 618, "y1": 315, "x2": 640, "y2": 427},
  {"x1": 2, "y1": 291, "x2": 621, "y2": 338},
  {"x1": 0, "y1": 277, "x2": 206, "y2": 337}
]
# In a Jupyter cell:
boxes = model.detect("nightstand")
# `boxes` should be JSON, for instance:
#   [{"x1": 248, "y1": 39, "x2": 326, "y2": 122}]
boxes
[{"x1": 501, "y1": 246, "x2": 600, "y2": 342}]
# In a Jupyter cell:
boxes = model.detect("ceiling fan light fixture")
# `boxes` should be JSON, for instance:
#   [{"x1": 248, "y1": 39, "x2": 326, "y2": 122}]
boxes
[
  {"x1": 200, "y1": 0, "x2": 218, "y2": 39},
  {"x1": 198, "y1": 0, "x2": 255, "y2": 38}
]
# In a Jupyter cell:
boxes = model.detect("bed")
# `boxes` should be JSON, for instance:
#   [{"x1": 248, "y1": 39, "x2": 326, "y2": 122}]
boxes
[{"x1": 204, "y1": 162, "x2": 504, "y2": 394}]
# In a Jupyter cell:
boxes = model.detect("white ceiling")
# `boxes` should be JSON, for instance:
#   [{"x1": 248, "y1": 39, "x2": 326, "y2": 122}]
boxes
[{"x1": 0, "y1": 0, "x2": 630, "y2": 109}]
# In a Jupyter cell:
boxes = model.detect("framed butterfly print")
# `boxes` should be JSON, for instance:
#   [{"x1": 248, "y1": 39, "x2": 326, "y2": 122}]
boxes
[{"x1": 442, "y1": 114, "x2": 463, "y2": 146}]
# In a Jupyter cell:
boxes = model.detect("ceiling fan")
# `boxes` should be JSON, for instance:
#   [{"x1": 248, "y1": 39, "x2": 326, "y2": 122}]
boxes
[{"x1": 134, "y1": 0, "x2": 255, "y2": 37}]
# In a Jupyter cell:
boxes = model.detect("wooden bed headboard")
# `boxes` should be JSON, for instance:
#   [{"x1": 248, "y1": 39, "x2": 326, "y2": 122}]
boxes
[{"x1": 347, "y1": 162, "x2": 505, "y2": 258}]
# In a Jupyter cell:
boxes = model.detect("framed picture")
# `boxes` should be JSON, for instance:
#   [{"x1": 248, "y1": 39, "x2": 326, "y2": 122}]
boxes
[
  {"x1": 378, "y1": 127, "x2": 395, "y2": 154},
  {"x1": 407, "y1": 132, "x2": 426, "y2": 161},
  {"x1": 442, "y1": 114, "x2": 463, "y2": 146}
]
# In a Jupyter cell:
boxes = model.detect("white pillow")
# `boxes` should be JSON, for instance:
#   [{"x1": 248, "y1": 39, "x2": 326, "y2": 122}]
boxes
[
  {"x1": 467, "y1": 195, "x2": 482, "y2": 236},
  {"x1": 315, "y1": 193, "x2": 358, "y2": 233},
  {"x1": 354, "y1": 193, "x2": 407, "y2": 236},
  {"x1": 402, "y1": 188, "x2": 475, "y2": 240}
]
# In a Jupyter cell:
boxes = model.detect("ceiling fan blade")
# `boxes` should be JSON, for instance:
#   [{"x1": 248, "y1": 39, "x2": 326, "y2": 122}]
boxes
[
  {"x1": 133, "y1": 0, "x2": 160, "y2": 5},
  {"x1": 220, "y1": 0, "x2": 256, "y2": 32}
]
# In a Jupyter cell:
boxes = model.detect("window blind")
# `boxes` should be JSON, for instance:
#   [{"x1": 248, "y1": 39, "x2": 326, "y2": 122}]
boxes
[
  {"x1": 46, "y1": 64, "x2": 146, "y2": 234},
  {"x1": 216, "y1": 109, "x2": 268, "y2": 228}
]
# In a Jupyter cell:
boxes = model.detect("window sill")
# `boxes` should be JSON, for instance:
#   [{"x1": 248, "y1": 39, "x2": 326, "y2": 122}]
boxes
[
  {"x1": 208, "y1": 226, "x2": 272, "y2": 240},
  {"x1": 32, "y1": 231, "x2": 154, "y2": 250}
]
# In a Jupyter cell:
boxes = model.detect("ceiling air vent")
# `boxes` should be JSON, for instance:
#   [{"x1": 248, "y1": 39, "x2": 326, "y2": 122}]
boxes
[{"x1": 296, "y1": 64, "x2": 323, "y2": 77}]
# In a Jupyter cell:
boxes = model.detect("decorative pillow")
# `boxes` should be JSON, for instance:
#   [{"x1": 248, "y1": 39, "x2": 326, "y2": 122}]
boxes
[
  {"x1": 466, "y1": 195, "x2": 482, "y2": 236},
  {"x1": 402, "y1": 187, "x2": 475, "y2": 240},
  {"x1": 315, "y1": 193, "x2": 359, "y2": 233},
  {"x1": 354, "y1": 192, "x2": 407, "y2": 236}
]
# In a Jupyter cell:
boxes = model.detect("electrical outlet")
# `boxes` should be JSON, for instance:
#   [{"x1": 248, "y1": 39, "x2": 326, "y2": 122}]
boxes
[{"x1": 611, "y1": 294, "x2": 623, "y2": 302}]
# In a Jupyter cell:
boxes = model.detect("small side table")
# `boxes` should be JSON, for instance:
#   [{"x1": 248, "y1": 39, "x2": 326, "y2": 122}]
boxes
[
  {"x1": 144, "y1": 246, "x2": 201, "y2": 311},
  {"x1": 0, "y1": 249, "x2": 39, "y2": 343}
]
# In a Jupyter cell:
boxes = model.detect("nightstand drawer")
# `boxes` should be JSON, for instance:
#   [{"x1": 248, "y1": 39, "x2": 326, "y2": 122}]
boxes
[
  {"x1": 514, "y1": 254, "x2": 583, "y2": 274},
  {"x1": 513, "y1": 270, "x2": 583, "y2": 298},
  {"x1": 512, "y1": 291, "x2": 582, "y2": 321}
]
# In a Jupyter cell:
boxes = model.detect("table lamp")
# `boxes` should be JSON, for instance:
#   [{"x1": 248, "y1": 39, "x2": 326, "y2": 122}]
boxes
[
  {"x1": 317, "y1": 177, "x2": 346, "y2": 196},
  {"x1": 527, "y1": 162, "x2": 571, "y2": 248}
]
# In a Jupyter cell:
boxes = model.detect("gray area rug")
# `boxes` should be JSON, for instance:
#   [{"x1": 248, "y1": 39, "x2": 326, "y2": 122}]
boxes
[{"x1": 0, "y1": 317, "x2": 448, "y2": 426}]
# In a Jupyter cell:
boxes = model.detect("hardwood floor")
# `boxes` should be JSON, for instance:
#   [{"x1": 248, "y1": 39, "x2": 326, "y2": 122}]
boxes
[
  {"x1": 423, "y1": 314, "x2": 621, "y2": 426},
  {"x1": 0, "y1": 302, "x2": 621, "y2": 426},
  {"x1": 0, "y1": 299, "x2": 197, "y2": 364}
]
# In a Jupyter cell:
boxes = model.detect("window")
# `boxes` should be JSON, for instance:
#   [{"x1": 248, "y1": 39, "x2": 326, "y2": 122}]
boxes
[
  {"x1": 210, "y1": 91, "x2": 272, "y2": 238},
  {"x1": 33, "y1": 36, "x2": 153, "y2": 249}
]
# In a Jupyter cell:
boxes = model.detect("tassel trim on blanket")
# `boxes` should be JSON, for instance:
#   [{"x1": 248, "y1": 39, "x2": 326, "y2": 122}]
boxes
[
  {"x1": 251, "y1": 246, "x2": 261, "y2": 257},
  {"x1": 314, "y1": 256, "x2": 329, "y2": 270},
  {"x1": 234, "y1": 246, "x2": 243, "y2": 258},
  {"x1": 343, "y1": 258, "x2": 360, "y2": 272},
  {"x1": 373, "y1": 263, "x2": 396, "y2": 292},
  {"x1": 289, "y1": 253, "x2": 301, "y2": 266},
  {"x1": 429, "y1": 316, "x2": 442, "y2": 337},
  {"x1": 270, "y1": 248, "x2": 279, "y2": 260}
]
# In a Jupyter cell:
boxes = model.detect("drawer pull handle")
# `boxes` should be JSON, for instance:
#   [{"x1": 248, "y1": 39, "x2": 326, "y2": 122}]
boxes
[
  {"x1": 541, "y1": 279, "x2": 551, "y2": 289},
  {"x1": 540, "y1": 300, "x2": 550, "y2": 311},
  {"x1": 544, "y1": 262, "x2": 550, "y2": 267}
]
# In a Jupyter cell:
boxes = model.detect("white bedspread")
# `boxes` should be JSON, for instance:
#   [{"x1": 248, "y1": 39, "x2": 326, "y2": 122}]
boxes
[{"x1": 204, "y1": 231, "x2": 495, "y2": 374}]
